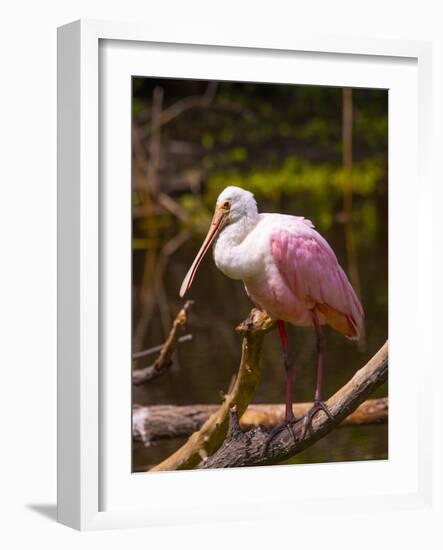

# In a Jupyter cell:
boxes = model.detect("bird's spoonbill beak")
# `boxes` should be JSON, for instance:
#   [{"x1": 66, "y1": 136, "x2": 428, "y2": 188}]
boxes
[{"x1": 179, "y1": 204, "x2": 229, "y2": 297}]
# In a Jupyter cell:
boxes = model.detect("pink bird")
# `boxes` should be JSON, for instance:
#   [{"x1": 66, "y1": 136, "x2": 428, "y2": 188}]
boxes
[{"x1": 180, "y1": 186, "x2": 364, "y2": 444}]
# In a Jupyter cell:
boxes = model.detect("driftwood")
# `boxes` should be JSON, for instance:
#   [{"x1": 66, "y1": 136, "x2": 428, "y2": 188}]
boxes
[
  {"x1": 132, "y1": 300, "x2": 193, "y2": 385},
  {"x1": 133, "y1": 397, "x2": 388, "y2": 446},
  {"x1": 149, "y1": 308, "x2": 274, "y2": 471},
  {"x1": 200, "y1": 341, "x2": 388, "y2": 469}
]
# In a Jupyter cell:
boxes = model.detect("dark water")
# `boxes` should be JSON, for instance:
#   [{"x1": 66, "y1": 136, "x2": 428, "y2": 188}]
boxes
[{"x1": 132, "y1": 194, "x2": 388, "y2": 471}]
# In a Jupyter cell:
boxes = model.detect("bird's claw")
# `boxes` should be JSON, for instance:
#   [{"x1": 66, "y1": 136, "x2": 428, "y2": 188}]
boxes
[
  {"x1": 262, "y1": 416, "x2": 303, "y2": 456},
  {"x1": 300, "y1": 400, "x2": 333, "y2": 440},
  {"x1": 262, "y1": 401, "x2": 334, "y2": 455}
]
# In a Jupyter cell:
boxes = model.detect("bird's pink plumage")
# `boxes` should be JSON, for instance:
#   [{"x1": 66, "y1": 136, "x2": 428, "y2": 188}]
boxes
[
  {"x1": 240, "y1": 216, "x2": 363, "y2": 338},
  {"x1": 268, "y1": 224, "x2": 363, "y2": 337}
]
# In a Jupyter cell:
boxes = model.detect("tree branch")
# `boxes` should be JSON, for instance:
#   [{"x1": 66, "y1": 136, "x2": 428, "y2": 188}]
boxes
[
  {"x1": 132, "y1": 300, "x2": 194, "y2": 385},
  {"x1": 200, "y1": 341, "x2": 388, "y2": 469},
  {"x1": 148, "y1": 81, "x2": 218, "y2": 133},
  {"x1": 149, "y1": 308, "x2": 274, "y2": 471},
  {"x1": 132, "y1": 334, "x2": 193, "y2": 361},
  {"x1": 133, "y1": 397, "x2": 388, "y2": 446}
]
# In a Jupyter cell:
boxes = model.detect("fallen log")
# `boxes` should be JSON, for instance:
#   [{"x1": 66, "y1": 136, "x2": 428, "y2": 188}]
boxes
[{"x1": 133, "y1": 397, "x2": 388, "y2": 446}]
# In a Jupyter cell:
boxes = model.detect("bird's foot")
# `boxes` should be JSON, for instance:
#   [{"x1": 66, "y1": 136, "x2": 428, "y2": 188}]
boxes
[
  {"x1": 300, "y1": 400, "x2": 333, "y2": 440},
  {"x1": 262, "y1": 416, "x2": 303, "y2": 456}
]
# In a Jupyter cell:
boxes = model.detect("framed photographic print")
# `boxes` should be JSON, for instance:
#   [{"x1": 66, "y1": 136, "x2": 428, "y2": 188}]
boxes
[{"x1": 57, "y1": 19, "x2": 434, "y2": 531}]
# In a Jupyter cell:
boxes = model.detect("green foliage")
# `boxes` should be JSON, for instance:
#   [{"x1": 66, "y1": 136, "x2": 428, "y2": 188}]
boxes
[
  {"x1": 206, "y1": 156, "x2": 383, "y2": 208},
  {"x1": 175, "y1": 156, "x2": 383, "y2": 238},
  {"x1": 133, "y1": 78, "x2": 388, "y2": 242}
]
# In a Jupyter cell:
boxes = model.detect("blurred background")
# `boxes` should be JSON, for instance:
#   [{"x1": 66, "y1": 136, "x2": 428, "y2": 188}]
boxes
[{"x1": 131, "y1": 78, "x2": 388, "y2": 471}]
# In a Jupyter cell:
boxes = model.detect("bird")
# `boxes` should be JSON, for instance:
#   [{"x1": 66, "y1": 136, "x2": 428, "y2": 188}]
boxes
[{"x1": 180, "y1": 186, "x2": 364, "y2": 445}]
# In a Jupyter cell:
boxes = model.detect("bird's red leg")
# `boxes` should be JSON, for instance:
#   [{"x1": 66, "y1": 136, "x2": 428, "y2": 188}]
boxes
[
  {"x1": 300, "y1": 311, "x2": 334, "y2": 438},
  {"x1": 312, "y1": 311, "x2": 325, "y2": 402},
  {"x1": 276, "y1": 320, "x2": 295, "y2": 422},
  {"x1": 263, "y1": 321, "x2": 302, "y2": 455}
]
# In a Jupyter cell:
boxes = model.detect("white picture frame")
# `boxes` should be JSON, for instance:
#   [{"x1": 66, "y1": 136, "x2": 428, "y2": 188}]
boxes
[{"x1": 57, "y1": 19, "x2": 434, "y2": 531}]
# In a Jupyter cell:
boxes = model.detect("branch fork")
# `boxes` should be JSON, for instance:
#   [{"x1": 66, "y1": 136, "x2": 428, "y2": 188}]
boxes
[
  {"x1": 149, "y1": 308, "x2": 274, "y2": 471},
  {"x1": 201, "y1": 341, "x2": 388, "y2": 469},
  {"x1": 142, "y1": 307, "x2": 388, "y2": 471}
]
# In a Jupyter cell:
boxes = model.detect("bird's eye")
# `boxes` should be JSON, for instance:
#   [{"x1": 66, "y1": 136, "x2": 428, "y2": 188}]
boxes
[{"x1": 222, "y1": 200, "x2": 230, "y2": 209}]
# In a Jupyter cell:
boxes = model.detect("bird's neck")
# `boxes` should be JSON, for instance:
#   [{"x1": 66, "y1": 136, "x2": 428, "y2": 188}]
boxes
[
  {"x1": 213, "y1": 211, "x2": 260, "y2": 280},
  {"x1": 219, "y1": 211, "x2": 259, "y2": 247}
]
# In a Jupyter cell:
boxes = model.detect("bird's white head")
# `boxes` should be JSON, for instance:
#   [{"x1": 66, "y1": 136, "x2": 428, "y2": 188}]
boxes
[
  {"x1": 215, "y1": 186, "x2": 258, "y2": 224},
  {"x1": 179, "y1": 186, "x2": 258, "y2": 297}
]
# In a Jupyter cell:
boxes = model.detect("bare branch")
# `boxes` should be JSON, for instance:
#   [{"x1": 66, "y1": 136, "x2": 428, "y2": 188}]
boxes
[
  {"x1": 133, "y1": 230, "x2": 189, "y2": 351},
  {"x1": 200, "y1": 341, "x2": 388, "y2": 469},
  {"x1": 132, "y1": 300, "x2": 194, "y2": 385},
  {"x1": 132, "y1": 86, "x2": 165, "y2": 349},
  {"x1": 154, "y1": 81, "x2": 218, "y2": 130},
  {"x1": 132, "y1": 334, "x2": 193, "y2": 360},
  {"x1": 146, "y1": 85, "x2": 164, "y2": 197},
  {"x1": 157, "y1": 192, "x2": 190, "y2": 222}
]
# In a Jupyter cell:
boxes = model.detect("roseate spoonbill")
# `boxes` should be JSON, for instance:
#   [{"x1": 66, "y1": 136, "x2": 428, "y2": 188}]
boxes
[{"x1": 180, "y1": 186, "x2": 364, "y2": 443}]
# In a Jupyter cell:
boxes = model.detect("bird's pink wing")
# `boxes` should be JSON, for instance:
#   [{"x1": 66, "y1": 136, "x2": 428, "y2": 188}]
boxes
[{"x1": 270, "y1": 225, "x2": 364, "y2": 338}]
